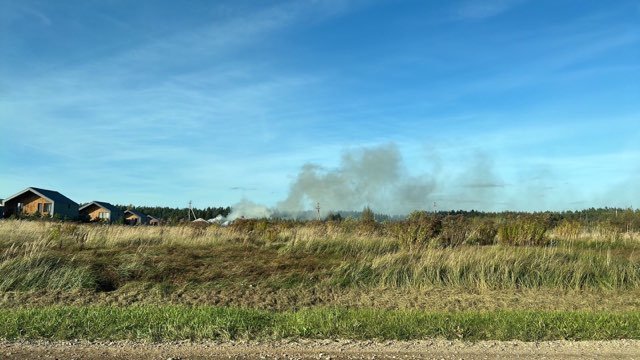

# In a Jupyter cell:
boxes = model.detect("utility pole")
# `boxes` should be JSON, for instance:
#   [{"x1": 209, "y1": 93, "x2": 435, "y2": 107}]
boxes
[
  {"x1": 188, "y1": 201, "x2": 197, "y2": 221},
  {"x1": 315, "y1": 202, "x2": 321, "y2": 221},
  {"x1": 433, "y1": 201, "x2": 437, "y2": 213}
]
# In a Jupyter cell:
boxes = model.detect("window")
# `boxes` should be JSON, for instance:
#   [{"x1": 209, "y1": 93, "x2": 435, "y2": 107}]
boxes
[
  {"x1": 37, "y1": 203, "x2": 43, "y2": 213},
  {"x1": 99, "y1": 212, "x2": 110, "y2": 219},
  {"x1": 43, "y1": 203, "x2": 52, "y2": 213}
]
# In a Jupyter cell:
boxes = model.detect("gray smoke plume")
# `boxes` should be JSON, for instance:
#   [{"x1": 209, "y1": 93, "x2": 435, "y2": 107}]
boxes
[
  {"x1": 227, "y1": 198, "x2": 273, "y2": 220},
  {"x1": 277, "y1": 143, "x2": 436, "y2": 216}
]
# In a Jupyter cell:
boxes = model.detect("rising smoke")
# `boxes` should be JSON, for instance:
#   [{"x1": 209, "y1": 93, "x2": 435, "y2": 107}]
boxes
[
  {"x1": 221, "y1": 143, "x2": 515, "y2": 221},
  {"x1": 226, "y1": 198, "x2": 273, "y2": 220},
  {"x1": 277, "y1": 143, "x2": 436, "y2": 216},
  {"x1": 221, "y1": 141, "x2": 628, "y2": 219}
]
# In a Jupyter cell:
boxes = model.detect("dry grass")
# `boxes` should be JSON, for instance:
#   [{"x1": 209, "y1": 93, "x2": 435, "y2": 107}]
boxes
[{"x1": 1, "y1": 219, "x2": 640, "y2": 311}]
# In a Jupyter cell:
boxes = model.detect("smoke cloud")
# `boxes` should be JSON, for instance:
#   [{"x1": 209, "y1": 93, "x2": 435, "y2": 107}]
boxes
[
  {"x1": 227, "y1": 198, "x2": 273, "y2": 220},
  {"x1": 277, "y1": 144, "x2": 436, "y2": 216}
]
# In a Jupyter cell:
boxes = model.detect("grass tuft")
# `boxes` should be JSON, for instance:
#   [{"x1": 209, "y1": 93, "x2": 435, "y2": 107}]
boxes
[{"x1": 1, "y1": 306, "x2": 639, "y2": 341}]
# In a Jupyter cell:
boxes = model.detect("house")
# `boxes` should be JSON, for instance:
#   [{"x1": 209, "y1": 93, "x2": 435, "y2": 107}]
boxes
[
  {"x1": 1, "y1": 187, "x2": 78, "y2": 219},
  {"x1": 79, "y1": 201, "x2": 124, "y2": 223},
  {"x1": 124, "y1": 209, "x2": 148, "y2": 225},
  {"x1": 147, "y1": 215, "x2": 161, "y2": 226}
]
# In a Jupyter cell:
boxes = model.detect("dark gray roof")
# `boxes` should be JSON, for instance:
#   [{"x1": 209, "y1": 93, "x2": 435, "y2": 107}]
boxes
[
  {"x1": 4, "y1": 187, "x2": 78, "y2": 206},
  {"x1": 125, "y1": 209, "x2": 147, "y2": 218},
  {"x1": 79, "y1": 201, "x2": 120, "y2": 213}
]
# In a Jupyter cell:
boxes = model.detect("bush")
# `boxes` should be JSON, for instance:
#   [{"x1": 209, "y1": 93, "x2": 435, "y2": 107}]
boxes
[
  {"x1": 465, "y1": 218, "x2": 497, "y2": 245},
  {"x1": 360, "y1": 207, "x2": 375, "y2": 224},
  {"x1": 437, "y1": 215, "x2": 469, "y2": 247},
  {"x1": 388, "y1": 211, "x2": 442, "y2": 248},
  {"x1": 554, "y1": 219, "x2": 582, "y2": 240},
  {"x1": 497, "y1": 216, "x2": 549, "y2": 246},
  {"x1": 326, "y1": 212, "x2": 343, "y2": 222}
]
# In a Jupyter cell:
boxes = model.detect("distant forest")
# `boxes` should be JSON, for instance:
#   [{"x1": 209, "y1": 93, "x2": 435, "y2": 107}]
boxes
[
  {"x1": 108, "y1": 205, "x2": 640, "y2": 232},
  {"x1": 115, "y1": 205, "x2": 231, "y2": 224}
]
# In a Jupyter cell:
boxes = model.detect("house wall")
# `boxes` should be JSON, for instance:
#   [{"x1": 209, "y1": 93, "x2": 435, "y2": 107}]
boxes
[
  {"x1": 125, "y1": 213, "x2": 148, "y2": 225},
  {"x1": 52, "y1": 201, "x2": 79, "y2": 220},
  {"x1": 81, "y1": 204, "x2": 123, "y2": 223},
  {"x1": 86, "y1": 206, "x2": 110, "y2": 221},
  {"x1": 110, "y1": 209, "x2": 124, "y2": 223},
  {"x1": 20, "y1": 194, "x2": 51, "y2": 216},
  {"x1": 125, "y1": 213, "x2": 140, "y2": 225},
  {"x1": 2, "y1": 190, "x2": 78, "y2": 219},
  {"x1": 3, "y1": 193, "x2": 52, "y2": 217}
]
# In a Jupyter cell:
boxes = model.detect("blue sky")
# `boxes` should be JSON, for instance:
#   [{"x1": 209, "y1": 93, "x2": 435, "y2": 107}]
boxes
[{"x1": 1, "y1": 0, "x2": 639, "y2": 212}]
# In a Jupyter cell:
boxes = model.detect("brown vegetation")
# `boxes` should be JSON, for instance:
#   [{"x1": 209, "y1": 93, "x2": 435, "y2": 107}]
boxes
[{"x1": 0, "y1": 217, "x2": 639, "y2": 311}]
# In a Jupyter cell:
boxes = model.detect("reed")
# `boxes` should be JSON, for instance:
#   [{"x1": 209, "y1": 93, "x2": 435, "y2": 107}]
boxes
[{"x1": 0, "y1": 219, "x2": 639, "y2": 293}]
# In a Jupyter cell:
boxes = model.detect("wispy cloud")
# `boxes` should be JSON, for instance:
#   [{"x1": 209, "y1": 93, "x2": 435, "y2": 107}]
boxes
[
  {"x1": 0, "y1": 3, "x2": 51, "y2": 26},
  {"x1": 455, "y1": 0, "x2": 525, "y2": 20},
  {"x1": 21, "y1": 7, "x2": 51, "y2": 26},
  {"x1": 0, "y1": 0, "x2": 374, "y2": 205},
  {"x1": 2, "y1": 1, "x2": 638, "y2": 210}
]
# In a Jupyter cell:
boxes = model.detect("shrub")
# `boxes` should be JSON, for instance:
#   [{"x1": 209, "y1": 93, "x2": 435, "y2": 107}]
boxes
[
  {"x1": 554, "y1": 219, "x2": 582, "y2": 240},
  {"x1": 360, "y1": 207, "x2": 375, "y2": 224},
  {"x1": 437, "y1": 215, "x2": 469, "y2": 247},
  {"x1": 497, "y1": 216, "x2": 549, "y2": 246},
  {"x1": 388, "y1": 211, "x2": 442, "y2": 248},
  {"x1": 465, "y1": 217, "x2": 497, "y2": 245},
  {"x1": 326, "y1": 212, "x2": 343, "y2": 222}
]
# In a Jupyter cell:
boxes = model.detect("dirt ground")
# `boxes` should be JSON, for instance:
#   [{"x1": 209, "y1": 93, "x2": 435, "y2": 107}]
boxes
[
  {"x1": 2, "y1": 339, "x2": 639, "y2": 360},
  {"x1": 3, "y1": 286, "x2": 640, "y2": 312}
]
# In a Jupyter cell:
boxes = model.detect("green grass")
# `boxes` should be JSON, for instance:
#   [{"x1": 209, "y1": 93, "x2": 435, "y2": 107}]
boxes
[
  {"x1": 1, "y1": 306, "x2": 639, "y2": 341},
  {"x1": 1, "y1": 220, "x2": 640, "y2": 342},
  {"x1": 0, "y1": 255, "x2": 96, "y2": 291}
]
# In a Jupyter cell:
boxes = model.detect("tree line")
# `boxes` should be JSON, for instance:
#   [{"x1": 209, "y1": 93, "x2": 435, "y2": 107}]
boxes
[{"x1": 116, "y1": 205, "x2": 231, "y2": 224}]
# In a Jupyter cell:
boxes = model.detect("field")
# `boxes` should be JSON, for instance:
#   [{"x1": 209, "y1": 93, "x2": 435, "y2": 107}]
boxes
[{"x1": 1, "y1": 214, "x2": 640, "y2": 342}]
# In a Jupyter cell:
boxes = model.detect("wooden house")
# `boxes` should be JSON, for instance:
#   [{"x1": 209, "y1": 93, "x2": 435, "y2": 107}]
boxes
[
  {"x1": 1, "y1": 187, "x2": 78, "y2": 219},
  {"x1": 79, "y1": 201, "x2": 124, "y2": 223},
  {"x1": 124, "y1": 209, "x2": 148, "y2": 225},
  {"x1": 147, "y1": 215, "x2": 161, "y2": 226}
]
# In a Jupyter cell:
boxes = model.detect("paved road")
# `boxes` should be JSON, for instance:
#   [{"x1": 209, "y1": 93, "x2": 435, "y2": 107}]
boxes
[{"x1": 2, "y1": 339, "x2": 640, "y2": 359}]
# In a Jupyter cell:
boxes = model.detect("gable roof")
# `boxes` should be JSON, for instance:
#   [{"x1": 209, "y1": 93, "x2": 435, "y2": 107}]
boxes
[
  {"x1": 79, "y1": 201, "x2": 120, "y2": 213},
  {"x1": 147, "y1": 214, "x2": 159, "y2": 221},
  {"x1": 3, "y1": 187, "x2": 78, "y2": 206},
  {"x1": 125, "y1": 209, "x2": 147, "y2": 218}
]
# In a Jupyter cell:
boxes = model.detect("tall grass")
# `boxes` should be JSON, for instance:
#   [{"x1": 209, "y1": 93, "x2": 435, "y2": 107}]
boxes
[
  {"x1": 0, "y1": 255, "x2": 95, "y2": 291},
  {"x1": 334, "y1": 247, "x2": 640, "y2": 289},
  {"x1": 0, "y1": 219, "x2": 639, "y2": 293}
]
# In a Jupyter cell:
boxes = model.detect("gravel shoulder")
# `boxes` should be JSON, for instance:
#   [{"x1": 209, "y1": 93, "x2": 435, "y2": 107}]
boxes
[{"x1": 2, "y1": 339, "x2": 640, "y2": 359}]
